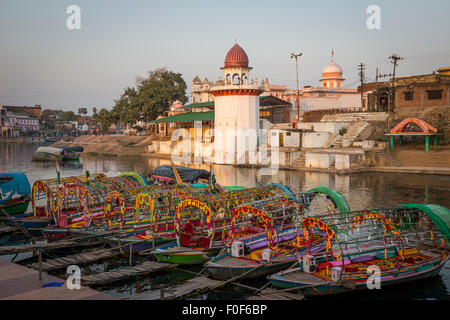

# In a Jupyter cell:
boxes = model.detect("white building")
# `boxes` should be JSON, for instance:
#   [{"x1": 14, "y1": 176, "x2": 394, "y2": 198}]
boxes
[{"x1": 211, "y1": 44, "x2": 264, "y2": 164}]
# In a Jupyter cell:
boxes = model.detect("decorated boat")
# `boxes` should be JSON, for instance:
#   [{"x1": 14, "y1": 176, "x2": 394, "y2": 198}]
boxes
[
  {"x1": 152, "y1": 184, "x2": 301, "y2": 265},
  {"x1": 204, "y1": 193, "x2": 343, "y2": 280},
  {"x1": 0, "y1": 172, "x2": 31, "y2": 215},
  {"x1": 267, "y1": 204, "x2": 449, "y2": 296},
  {"x1": 154, "y1": 186, "x2": 348, "y2": 266}
]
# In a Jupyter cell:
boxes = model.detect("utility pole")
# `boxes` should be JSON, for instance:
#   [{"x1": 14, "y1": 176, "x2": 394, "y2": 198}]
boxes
[
  {"x1": 358, "y1": 63, "x2": 366, "y2": 110},
  {"x1": 291, "y1": 52, "x2": 303, "y2": 126},
  {"x1": 375, "y1": 71, "x2": 392, "y2": 112},
  {"x1": 375, "y1": 67, "x2": 379, "y2": 112},
  {"x1": 388, "y1": 54, "x2": 404, "y2": 131}
]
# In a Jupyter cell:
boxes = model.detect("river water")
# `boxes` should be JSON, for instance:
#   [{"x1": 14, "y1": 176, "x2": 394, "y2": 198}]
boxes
[{"x1": 1, "y1": 142, "x2": 449, "y2": 300}]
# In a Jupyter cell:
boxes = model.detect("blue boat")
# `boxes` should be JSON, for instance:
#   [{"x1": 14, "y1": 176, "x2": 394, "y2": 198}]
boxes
[{"x1": 0, "y1": 172, "x2": 31, "y2": 216}]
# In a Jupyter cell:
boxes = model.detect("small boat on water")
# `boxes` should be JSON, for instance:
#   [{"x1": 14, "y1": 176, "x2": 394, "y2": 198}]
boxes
[
  {"x1": 151, "y1": 165, "x2": 211, "y2": 184},
  {"x1": 0, "y1": 173, "x2": 31, "y2": 215},
  {"x1": 61, "y1": 146, "x2": 83, "y2": 160},
  {"x1": 32, "y1": 147, "x2": 64, "y2": 161}
]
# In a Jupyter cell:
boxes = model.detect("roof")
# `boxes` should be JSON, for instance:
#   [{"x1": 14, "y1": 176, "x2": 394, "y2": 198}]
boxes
[
  {"x1": 182, "y1": 101, "x2": 215, "y2": 109},
  {"x1": 181, "y1": 96, "x2": 290, "y2": 110},
  {"x1": 224, "y1": 44, "x2": 249, "y2": 68},
  {"x1": 260, "y1": 95, "x2": 292, "y2": 107},
  {"x1": 151, "y1": 111, "x2": 214, "y2": 123}
]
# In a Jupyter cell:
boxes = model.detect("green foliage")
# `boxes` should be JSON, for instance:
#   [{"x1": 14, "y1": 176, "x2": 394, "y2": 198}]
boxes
[
  {"x1": 60, "y1": 111, "x2": 77, "y2": 122},
  {"x1": 339, "y1": 128, "x2": 347, "y2": 136},
  {"x1": 77, "y1": 107, "x2": 88, "y2": 116},
  {"x1": 92, "y1": 108, "x2": 113, "y2": 134},
  {"x1": 112, "y1": 68, "x2": 187, "y2": 125}
]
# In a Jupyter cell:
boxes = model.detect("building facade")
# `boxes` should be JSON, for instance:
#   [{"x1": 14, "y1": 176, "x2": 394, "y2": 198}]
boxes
[
  {"x1": 0, "y1": 105, "x2": 41, "y2": 137},
  {"x1": 361, "y1": 67, "x2": 450, "y2": 111}
]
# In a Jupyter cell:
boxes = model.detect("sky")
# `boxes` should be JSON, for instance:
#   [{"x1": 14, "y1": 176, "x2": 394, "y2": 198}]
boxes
[{"x1": 0, "y1": 0, "x2": 449, "y2": 114}]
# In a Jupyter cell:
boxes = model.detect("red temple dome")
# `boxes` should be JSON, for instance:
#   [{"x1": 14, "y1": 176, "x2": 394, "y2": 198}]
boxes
[{"x1": 224, "y1": 44, "x2": 249, "y2": 68}]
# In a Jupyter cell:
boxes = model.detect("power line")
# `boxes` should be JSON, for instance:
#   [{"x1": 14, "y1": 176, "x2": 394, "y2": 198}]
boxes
[{"x1": 0, "y1": 92, "x2": 122, "y2": 98}]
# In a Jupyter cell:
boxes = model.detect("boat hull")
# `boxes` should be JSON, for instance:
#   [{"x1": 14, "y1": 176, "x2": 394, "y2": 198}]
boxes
[
  {"x1": 107, "y1": 238, "x2": 173, "y2": 253},
  {"x1": 268, "y1": 259, "x2": 446, "y2": 296},
  {"x1": 0, "y1": 199, "x2": 29, "y2": 215},
  {"x1": 154, "y1": 250, "x2": 216, "y2": 265},
  {"x1": 206, "y1": 258, "x2": 296, "y2": 280}
]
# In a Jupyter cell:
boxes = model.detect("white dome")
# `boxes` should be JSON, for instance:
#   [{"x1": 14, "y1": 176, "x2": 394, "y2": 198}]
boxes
[{"x1": 322, "y1": 61, "x2": 343, "y2": 74}]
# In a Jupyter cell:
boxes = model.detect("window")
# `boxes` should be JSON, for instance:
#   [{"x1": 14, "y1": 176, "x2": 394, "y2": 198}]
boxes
[
  {"x1": 427, "y1": 90, "x2": 442, "y2": 100},
  {"x1": 404, "y1": 91, "x2": 414, "y2": 101}
]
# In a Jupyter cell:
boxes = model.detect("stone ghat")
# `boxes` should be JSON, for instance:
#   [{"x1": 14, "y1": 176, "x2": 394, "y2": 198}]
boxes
[{"x1": 52, "y1": 135, "x2": 155, "y2": 156}]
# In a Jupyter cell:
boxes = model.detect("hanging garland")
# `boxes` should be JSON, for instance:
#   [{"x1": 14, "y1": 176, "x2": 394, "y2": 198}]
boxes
[
  {"x1": 174, "y1": 198, "x2": 215, "y2": 240},
  {"x1": 230, "y1": 205, "x2": 278, "y2": 250},
  {"x1": 134, "y1": 193, "x2": 156, "y2": 227}
]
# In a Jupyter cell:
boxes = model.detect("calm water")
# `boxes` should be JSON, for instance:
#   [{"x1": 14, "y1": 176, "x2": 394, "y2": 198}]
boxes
[{"x1": 0, "y1": 142, "x2": 449, "y2": 300}]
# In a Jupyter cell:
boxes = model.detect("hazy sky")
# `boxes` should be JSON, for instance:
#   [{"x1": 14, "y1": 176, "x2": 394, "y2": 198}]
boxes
[{"x1": 1, "y1": 0, "x2": 449, "y2": 114}]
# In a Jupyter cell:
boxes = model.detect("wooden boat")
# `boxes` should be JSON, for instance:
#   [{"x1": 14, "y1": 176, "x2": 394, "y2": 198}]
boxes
[
  {"x1": 3, "y1": 213, "x2": 54, "y2": 228},
  {"x1": 153, "y1": 242, "x2": 220, "y2": 265},
  {"x1": 153, "y1": 186, "x2": 349, "y2": 266},
  {"x1": 205, "y1": 226, "x2": 327, "y2": 280},
  {"x1": 32, "y1": 146, "x2": 64, "y2": 161},
  {"x1": 61, "y1": 146, "x2": 83, "y2": 161},
  {"x1": 0, "y1": 173, "x2": 31, "y2": 215},
  {"x1": 267, "y1": 204, "x2": 450, "y2": 296},
  {"x1": 268, "y1": 249, "x2": 447, "y2": 295}
]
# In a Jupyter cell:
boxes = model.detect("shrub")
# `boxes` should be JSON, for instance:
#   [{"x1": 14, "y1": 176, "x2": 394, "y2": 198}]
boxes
[{"x1": 339, "y1": 128, "x2": 347, "y2": 136}]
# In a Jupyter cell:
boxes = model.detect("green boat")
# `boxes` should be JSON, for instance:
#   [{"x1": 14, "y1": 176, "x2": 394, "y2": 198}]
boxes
[
  {"x1": 153, "y1": 242, "x2": 218, "y2": 265},
  {"x1": 62, "y1": 146, "x2": 83, "y2": 161},
  {"x1": 0, "y1": 173, "x2": 31, "y2": 216}
]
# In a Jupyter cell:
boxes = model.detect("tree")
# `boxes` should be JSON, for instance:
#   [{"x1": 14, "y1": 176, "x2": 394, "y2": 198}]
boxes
[
  {"x1": 60, "y1": 111, "x2": 76, "y2": 122},
  {"x1": 78, "y1": 107, "x2": 88, "y2": 117},
  {"x1": 92, "y1": 107, "x2": 98, "y2": 116},
  {"x1": 92, "y1": 108, "x2": 112, "y2": 134},
  {"x1": 112, "y1": 68, "x2": 187, "y2": 125}
]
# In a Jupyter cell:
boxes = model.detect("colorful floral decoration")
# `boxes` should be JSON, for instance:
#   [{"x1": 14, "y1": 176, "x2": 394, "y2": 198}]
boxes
[
  {"x1": 55, "y1": 184, "x2": 94, "y2": 226},
  {"x1": 230, "y1": 205, "x2": 278, "y2": 250},
  {"x1": 351, "y1": 210, "x2": 404, "y2": 259},
  {"x1": 174, "y1": 198, "x2": 215, "y2": 240},
  {"x1": 134, "y1": 193, "x2": 156, "y2": 226}
]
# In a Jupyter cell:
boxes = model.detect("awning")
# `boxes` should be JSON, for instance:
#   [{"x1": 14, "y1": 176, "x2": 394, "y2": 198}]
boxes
[
  {"x1": 151, "y1": 111, "x2": 214, "y2": 123},
  {"x1": 182, "y1": 102, "x2": 215, "y2": 109}
]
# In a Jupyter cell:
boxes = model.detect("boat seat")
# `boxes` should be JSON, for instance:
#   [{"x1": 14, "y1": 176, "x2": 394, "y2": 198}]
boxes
[
  {"x1": 201, "y1": 236, "x2": 211, "y2": 248},
  {"x1": 180, "y1": 233, "x2": 202, "y2": 247}
]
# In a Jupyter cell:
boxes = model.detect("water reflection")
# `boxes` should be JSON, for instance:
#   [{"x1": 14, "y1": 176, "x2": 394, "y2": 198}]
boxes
[
  {"x1": 1, "y1": 142, "x2": 450, "y2": 210},
  {"x1": 1, "y1": 142, "x2": 449, "y2": 300}
]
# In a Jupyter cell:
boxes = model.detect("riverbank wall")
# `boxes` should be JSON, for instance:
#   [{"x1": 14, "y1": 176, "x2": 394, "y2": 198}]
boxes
[{"x1": 53, "y1": 135, "x2": 450, "y2": 175}]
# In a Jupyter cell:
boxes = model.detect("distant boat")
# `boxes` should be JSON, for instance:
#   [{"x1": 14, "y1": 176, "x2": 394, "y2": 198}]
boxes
[
  {"x1": 61, "y1": 146, "x2": 83, "y2": 161},
  {"x1": 0, "y1": 173, "x2": 31, "y2": 215},
  {"x1": 151, "y1": 165, "x2": 211, "y2": 184},
  {"x1": 32, "y1": 147, "x2": 64, "y2": 161}
]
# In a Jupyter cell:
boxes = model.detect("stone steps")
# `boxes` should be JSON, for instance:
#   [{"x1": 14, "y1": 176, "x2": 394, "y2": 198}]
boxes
[
  {"x1": 322, "y1": 112, "x2": 388, "y2": 122},
  {"x1": 292, "y1": 153, "x2": 306, "y2": 167},
  {"x1": 334, "y1": 122, "x2": 370, "y2": 147},
  {"x1": 375, "y1": 150, "x2": 403, "y2": 167},
  {"x1": 324, "y1": 133, "x2": 341, "y2": 148}
]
